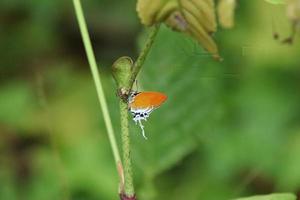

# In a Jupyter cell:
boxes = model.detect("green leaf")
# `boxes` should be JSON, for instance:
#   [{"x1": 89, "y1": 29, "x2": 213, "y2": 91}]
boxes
[
  {"x1": 134, "y1": 18, "x2": 300, "y2": 199},
  {"x1": 132, "y1": 25, "x2": 225, "y2": 179},
  {"x1": 234, "y1": 193, "x2": 296, "y2": 200}
]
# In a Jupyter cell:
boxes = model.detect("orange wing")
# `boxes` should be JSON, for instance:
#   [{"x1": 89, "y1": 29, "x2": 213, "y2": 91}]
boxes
[{"x1": 129, "y1": 91, "x2": 167, "y2": 109}]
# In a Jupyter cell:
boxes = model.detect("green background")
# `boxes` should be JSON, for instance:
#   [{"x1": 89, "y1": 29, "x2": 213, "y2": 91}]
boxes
[{"x1": 0, "y1": 0, "x2": 300, "y2": 200}]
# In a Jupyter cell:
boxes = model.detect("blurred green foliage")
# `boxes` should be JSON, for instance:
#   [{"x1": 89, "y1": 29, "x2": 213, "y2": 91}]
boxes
[
  {"x1": 264, "y1": 0, "x2": 285, "y2": 4},
  {"x1": 235, "y1": 193, "x2": 296, "y2": 200},
  {"x1": 0, "y1": 0, "x2": 300, "y2": 200}
]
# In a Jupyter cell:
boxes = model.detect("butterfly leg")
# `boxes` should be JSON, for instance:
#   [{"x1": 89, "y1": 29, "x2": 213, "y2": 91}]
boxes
[{"x1": 138, "y1": 120, "x2": 147, "y2": 140}]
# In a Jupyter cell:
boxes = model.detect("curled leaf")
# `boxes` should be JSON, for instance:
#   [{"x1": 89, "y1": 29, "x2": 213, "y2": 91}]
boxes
[
  {"x1": 136, "y1": 0, "x2": 220, "y2": 59},
  {"x1": 112, "y1": 56, "x2": 134, "y2": 101},
  {"x1": 217, "y1": 0, "x2": 237, "y2": 28}
]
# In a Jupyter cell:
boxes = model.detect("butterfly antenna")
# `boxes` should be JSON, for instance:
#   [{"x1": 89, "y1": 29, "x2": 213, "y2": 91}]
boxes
[{"x1": 138, "y1": 120, "x2": 148, "y2": 139}]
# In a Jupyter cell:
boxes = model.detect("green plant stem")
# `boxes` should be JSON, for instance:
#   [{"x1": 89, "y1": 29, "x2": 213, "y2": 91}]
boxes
[
  {"x1": 129, "y1": 24, "x2": 160, "y2": 90},
  {"x1": 120, "y1": 100, "x2": 134, "y2": 197},
  {"x1": 72, "y1": 0, "x2": 122, "y2": 180},
  {"x1": 113, "y1": 26, "x2": 161, "y2": 199}
]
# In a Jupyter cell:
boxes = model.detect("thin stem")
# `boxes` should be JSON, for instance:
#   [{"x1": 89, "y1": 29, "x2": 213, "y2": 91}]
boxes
[
  {"x1": 72, "y1": 0, "x2": 122, "y2": 180},
  {"x1": 129, "y1": 24, "x2": 160, "y2": 90},
  {"x1": 120, "y1": 101, "x2": 135, "y2": 197}
]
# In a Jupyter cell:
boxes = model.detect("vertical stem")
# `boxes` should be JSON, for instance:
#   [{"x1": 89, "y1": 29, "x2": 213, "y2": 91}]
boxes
[
  {"x1": 72, "y1": 0, "x2": 123, "y2": 180},
  {"x1": 120, "y1": 101, "x2": 135, "y2": 197}
]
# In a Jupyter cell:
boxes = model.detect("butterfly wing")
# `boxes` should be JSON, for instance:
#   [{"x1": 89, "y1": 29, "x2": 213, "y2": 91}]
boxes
[{"x1": 129, "y1": 91, "x2": 167, "y2": 110}]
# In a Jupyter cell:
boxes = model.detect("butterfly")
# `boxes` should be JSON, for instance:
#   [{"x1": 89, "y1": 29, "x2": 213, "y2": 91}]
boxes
[{"x1": 128, "y1": 91, "x2": 167, "y2": 139}]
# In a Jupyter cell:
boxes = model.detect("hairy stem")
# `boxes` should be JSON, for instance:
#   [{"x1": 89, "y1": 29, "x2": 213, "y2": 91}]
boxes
[
  {"x1": 113, "y1": 26, "x2": 161, "y2": 200},
  {"x1": 72, "y1": 0, "x2": 123, "y2": 183},
  {"x1": 120, "y1": 101, "x2": 135, "y2": 197}
]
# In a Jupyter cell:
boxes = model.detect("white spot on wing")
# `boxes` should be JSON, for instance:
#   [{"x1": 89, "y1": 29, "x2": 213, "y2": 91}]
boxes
[{"x1": 130, "y1": 106, "x2": 155, "y2": 139}]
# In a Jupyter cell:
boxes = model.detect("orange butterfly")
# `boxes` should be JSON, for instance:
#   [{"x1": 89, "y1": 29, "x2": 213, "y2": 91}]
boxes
[{"x1": 128, "y1": 91, "x2": 167, "y2": 139}]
